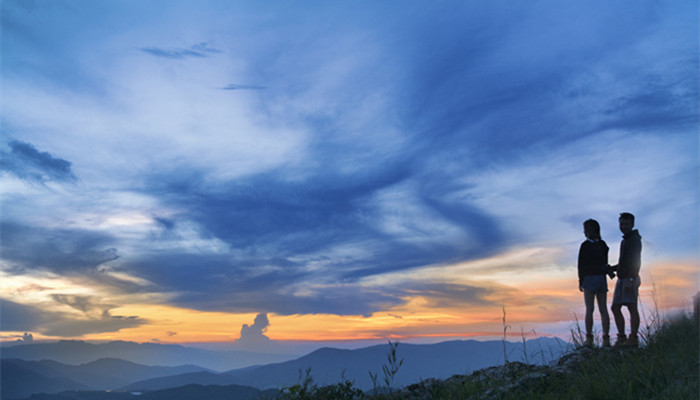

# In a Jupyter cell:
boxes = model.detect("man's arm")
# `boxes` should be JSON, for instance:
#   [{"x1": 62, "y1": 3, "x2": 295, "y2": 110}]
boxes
[{"x1": 627, "y1": 236, "x2": 642, "y2": 277}]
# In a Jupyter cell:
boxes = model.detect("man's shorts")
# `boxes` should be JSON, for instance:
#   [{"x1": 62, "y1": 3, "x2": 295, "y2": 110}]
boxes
[
  {"x1": 582, "y1": 274, "x2": 608, "y2": 294},
  {"x1": 612, "y1": 276, "x2": 641, "y2": 305}
]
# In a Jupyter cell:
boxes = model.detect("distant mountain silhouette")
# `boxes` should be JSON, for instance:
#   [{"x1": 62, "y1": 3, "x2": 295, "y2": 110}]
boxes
[
  {"x1": 118, "y1": 371, "x2": 244, "y2": 392},
  {"x1": 222, "y1": 338, "x2": 568, "y2": 390},
  {"x1": 2, "y1": 337, "x2": 568, "y2": 398},
  {"x1": 0, "y1": 358, "x2": 208, "y2": 400},
  {"x1": 1, "y1": 359, "x2": 89, "y2": 400},
  {"x1": 117, "y1": 338, "x2": 567, "y2": 392},
  {"x1": 1, "y1": 340, "x2": 291, "y2": 371}
]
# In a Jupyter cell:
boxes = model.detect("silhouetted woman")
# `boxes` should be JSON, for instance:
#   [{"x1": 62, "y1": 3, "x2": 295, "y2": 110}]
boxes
[{"x1": 578, "y1": 219, "x2": 611, "y2": 347}]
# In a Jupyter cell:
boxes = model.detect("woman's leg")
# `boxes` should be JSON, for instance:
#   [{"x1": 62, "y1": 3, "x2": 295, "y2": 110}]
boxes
[
  {"x1": 595, "y1": 291, "x2": 610, "y2": 336},
  {"x1": 584, "y1": 289, "x2": 595, "y2": 335}
]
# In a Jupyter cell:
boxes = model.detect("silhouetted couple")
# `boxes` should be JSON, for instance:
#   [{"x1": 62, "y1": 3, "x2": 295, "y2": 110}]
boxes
[{"x1": 577, "y1": 213, "x2": 642, "y2": 347}]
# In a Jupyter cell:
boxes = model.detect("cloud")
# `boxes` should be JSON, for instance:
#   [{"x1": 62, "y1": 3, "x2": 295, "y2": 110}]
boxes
[
  {"x1": 0, "y1": 140, "x2": 76, "y2": 183},
  {"x1": 51, "y1": 294, "x2": 99, "y2": 313},
  {"x1": 0, "y1": 300, "x2": 47, "y2": 332},
  {"x1": 140, "y1": 42, "x2": 222, "y2": 59},
  {"x1": 50, "y1": 294, "x2": 122, "y2": 320},
  {"x1": 42, "y1": 314, "x2": 146, "y2": 337},
  {"x1": 0, "y1": 298, "x2": 147, "y2": 337},
  {"x1": 114, "y1": 164, "x2": 507, "y2": 315},
  {"x1": 152, "y1": 216, "x2": 176, "y2": 231},
  {"x1": 404, "y1": 283, "x2": 495, "y2": 309},
  {"x1": 220, "y1": 84, "x2": 267, "y2": 90},
  {"x1": 235, "y1": 313, "x2": 271, "y2": 347},
  {"x1": 0, "y1": 222, "x2": 119, "y2": 274}
]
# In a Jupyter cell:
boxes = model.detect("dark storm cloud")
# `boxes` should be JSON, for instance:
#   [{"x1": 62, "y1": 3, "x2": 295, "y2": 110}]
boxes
[
  {"x1": 140, "y1": 42, "x2": 221, "y2": 59},
  {"x1": 0, "y1": 140, "x2": 76, "y2": 183}
]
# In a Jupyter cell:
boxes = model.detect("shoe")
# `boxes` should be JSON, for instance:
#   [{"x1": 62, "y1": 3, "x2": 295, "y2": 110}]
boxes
[
  {"x1": 584, "y1": 334, "x2": 594, "y2": 348},
  {"x1": 602, "y1": 335, "x2": 611, "y2": 348},
  {"x1": 614, "y1": 334, "x2": 627, "y2": 347},
  {"x1": 628, "y1": 334, "x2": 639, "y2": 348}
]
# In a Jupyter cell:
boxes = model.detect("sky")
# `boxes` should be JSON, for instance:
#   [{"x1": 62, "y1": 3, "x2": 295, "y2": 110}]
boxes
[{"x1": 1, "y1": 0, "x2": 698, "y2": 354}]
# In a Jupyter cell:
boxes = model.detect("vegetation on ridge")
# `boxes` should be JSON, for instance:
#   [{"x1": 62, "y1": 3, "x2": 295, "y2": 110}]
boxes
[{"x1": 275, "y1": 310, "x2": 699, "y2": 400}]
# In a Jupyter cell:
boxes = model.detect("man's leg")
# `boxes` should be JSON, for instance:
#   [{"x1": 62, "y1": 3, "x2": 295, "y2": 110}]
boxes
[
  {"x1": 628, "y1": 303, "x2": 640, "y2": 346},
  {"x1": 611, "y1": 303, "x2": 625, "y2": 336},
  {"x1": 611, "y1": 280, "x2": 626, "y2": 344}
]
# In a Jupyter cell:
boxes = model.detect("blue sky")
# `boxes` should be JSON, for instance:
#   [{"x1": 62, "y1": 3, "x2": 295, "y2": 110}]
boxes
[{"x1": 1, "y1": 0, "x2": 698, "y2": 345}]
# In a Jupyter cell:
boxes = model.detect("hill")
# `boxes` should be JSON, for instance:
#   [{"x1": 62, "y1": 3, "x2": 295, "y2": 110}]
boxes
[
  {"x1": 1, "y1": 340, "x2": 291, "y2": 371},
  {"x1": 222, "y1": 337, "x2": 567, "y2": 390},
  {"x1": 270, "y1": 312, "x2": 700, "y2": 399},
  {"x1": 118, "y1": 371, "x2": 244, "y2": 391},
  {"x1": 0, "y1": 360, "x2": 89, "y2": 400},
  {"x1": 0, "y1": 358, "x2": 209, "y2": 400},
  {"x1": 112, "y1": 337, "x2": 565, "y2": 392},
  {"x1": 3, "y1": 336, "x2": 566, "y2": 399}
]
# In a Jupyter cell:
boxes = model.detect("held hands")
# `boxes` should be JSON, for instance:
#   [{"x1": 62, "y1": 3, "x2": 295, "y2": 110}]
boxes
[{"x1": 605, "y1": 264, "x2": 616, "y2": 279}]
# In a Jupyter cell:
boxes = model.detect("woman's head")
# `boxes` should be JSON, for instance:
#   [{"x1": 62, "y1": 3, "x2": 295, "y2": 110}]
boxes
[{"x1": 583, "y1": 219, "x2": 601, "y2": 240}]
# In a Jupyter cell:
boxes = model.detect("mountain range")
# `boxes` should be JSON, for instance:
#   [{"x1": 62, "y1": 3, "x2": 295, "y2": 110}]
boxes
[
  {"x1": 0, "y1": 340, "x2": 291, "y2": 371},
  {"x1": 0, "y1": 358, "x2": 209, "y2": 400},
  {"x1": 1, "y1": 337, "x2": 569, "y2": 400}
]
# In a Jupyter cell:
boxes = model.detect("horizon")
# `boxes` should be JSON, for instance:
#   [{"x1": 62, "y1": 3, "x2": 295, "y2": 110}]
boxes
[{"x1": 1, "y1": 0, "x2": 698, "y2": 362}]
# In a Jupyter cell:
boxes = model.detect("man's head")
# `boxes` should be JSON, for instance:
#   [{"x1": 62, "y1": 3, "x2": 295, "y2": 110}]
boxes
[{"x1": 619, "y1": 212, "x2": 635, "y2": 234}]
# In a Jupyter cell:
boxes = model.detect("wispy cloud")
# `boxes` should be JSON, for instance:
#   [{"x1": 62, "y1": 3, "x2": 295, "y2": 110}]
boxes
[
  {"x1": 140, "y1": 42, "x2": 222, "y2": 59},
  {"x1": 0, "y1": 140, "x2": 77, "y2": 183},
  {"x1": 0, "y1": 299, "x2": 147, "y2": 337},
  {"x1": 220, "y1": 84, "x2": 267, "y2": 90},
  {"x1": 0, "y1": 222, "x2": 119, "y2": 274}
]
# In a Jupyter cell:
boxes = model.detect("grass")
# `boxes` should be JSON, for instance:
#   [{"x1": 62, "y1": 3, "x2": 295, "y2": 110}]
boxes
[
  {"x1": 557, "y1": 314, "x2": 699, "y2": 400},
  {"x1": 274, "y1": 306, "x2": 699, "y2": 399}
]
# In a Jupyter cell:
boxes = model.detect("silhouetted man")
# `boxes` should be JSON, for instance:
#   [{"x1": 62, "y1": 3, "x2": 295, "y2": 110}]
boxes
[{"x1": 610, "y1": 212, "x2": 642, "y2": 347}]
